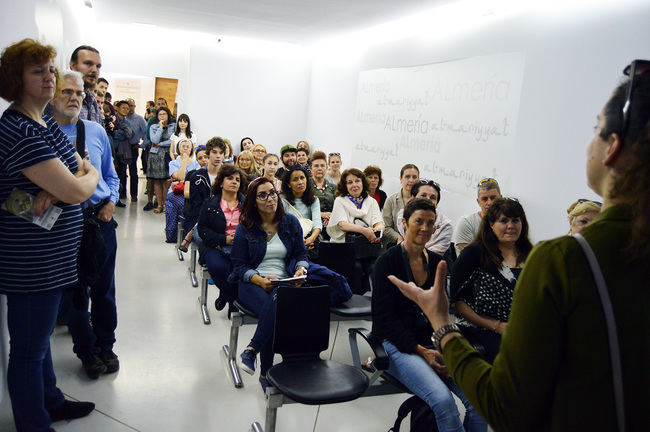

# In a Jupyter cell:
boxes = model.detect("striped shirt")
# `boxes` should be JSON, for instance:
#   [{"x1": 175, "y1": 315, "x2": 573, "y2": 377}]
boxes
[{"x1": 0, "y1": 109, "x2": 83, "y2": 293}]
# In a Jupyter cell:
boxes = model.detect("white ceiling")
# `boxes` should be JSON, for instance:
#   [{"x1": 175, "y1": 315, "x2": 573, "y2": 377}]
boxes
[{"x1": 92, "y1": 0, "x2": 451, "y2": 45}]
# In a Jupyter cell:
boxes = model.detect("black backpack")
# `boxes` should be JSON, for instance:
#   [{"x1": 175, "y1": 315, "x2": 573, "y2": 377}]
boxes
[{"x1": 389, "y1": 396, "x2": 439, "y2": 432}]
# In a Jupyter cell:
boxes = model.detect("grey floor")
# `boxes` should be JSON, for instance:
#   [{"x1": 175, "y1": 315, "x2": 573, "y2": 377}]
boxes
[{"x1": 0, "y1": 186, "x2": 471, "y2": 432}]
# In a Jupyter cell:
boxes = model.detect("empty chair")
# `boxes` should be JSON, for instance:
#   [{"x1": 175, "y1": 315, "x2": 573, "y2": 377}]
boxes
[{"x1": 252, "y1": 285, "x2": 369, "y2": 432}]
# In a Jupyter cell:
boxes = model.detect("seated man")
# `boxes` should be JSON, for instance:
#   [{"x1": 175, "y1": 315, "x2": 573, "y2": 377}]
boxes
[
  {"x1": 452, "y1": 177, "x2": 501, "y2": 256},
  {"x1": 275, "y1": 144, "x2": 297, "y2": 181}
]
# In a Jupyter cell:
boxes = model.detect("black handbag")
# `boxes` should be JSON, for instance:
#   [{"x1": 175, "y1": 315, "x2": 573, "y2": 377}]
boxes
[{"x1": 345, "y1": 218, "x2": 384, "y2": 259}]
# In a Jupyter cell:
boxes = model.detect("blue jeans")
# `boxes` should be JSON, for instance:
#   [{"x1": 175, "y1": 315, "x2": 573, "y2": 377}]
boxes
[
  {"x1": 238, "y1": 281, "x2": 278, "y2": 376},
  {"x1": 6, "y1": 289, "x2": 66, "y2": 432},
  {"x1": 165, "y1": 193, "x2": 185, "y2": 243},
  {"x1": 383, "y1": 340, "x2": 486, "y2": 432},
  {"x1": 204, "y1": 248, "x2": 235, "y2": 303},
  {"x1": 61, "y1": 218, "x2": 118, "y2": 357}
]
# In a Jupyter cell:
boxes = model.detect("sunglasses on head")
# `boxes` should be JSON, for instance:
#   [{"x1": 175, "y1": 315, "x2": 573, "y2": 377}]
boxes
[
  {"x1": 578, "y1": 198, "x2": 603, "y2": 207},
  {"x1": 418, "y1": 178, "x2": 440, "y2": 189},
  {"x1": 477, "y1": 177, "x2": 498, "y2": 187},
  {"x1": 329, "y1": 152, "x2": 340, "y2": 157},
  {"x1": 621, "y1": 59, "x2": 650, "y2": 139}
]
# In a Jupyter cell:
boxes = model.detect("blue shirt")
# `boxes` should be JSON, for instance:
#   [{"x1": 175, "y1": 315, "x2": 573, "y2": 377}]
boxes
[
  {"x1": 58, "y1": 120, "x2": 120, "y2": 205},
  {"x1": 0, "y1": 110, "x2": 83, "y2": 293},
  {"x1": 126, "y1": 113, "x2": 147, "y2": 146}
]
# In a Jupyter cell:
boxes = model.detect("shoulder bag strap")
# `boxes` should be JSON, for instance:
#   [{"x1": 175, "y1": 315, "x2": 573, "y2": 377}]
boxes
[
  {"x1": 574, "y1": 233, "x2": 625, "y2": 432},
  {"x1": 75, "y1": 119, "x2": 86, "y2": 156}
]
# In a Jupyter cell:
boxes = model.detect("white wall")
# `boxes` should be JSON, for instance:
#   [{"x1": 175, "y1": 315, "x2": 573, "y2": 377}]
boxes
[
  {"x1": 185, "y1": 44, "x2": 311, "y2": 152},
  {"x1": 305, "y1": 1, "x2": 650, "y2": 241}
]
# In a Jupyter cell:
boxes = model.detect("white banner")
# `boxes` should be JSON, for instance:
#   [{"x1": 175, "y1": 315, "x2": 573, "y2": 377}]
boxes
[{"x1": 353, "y1": 53, "x2": 526, "y2": 198}]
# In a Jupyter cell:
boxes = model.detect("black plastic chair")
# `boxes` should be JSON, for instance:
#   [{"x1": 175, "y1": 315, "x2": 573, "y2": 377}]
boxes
[
  {"x1": 252, "y1": 285, "x2": 369, "y2": 432},
  {"x1": 317, "y1": 240, "x2": 368, "y2": 295}
]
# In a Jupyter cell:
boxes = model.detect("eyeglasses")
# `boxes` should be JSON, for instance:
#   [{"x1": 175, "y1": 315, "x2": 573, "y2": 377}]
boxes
[
  {"x1": 621, "y1": 59, "x2": 650, "y2": 139},
  {"x1": 419, "y1": 178, "x2": 440, "y2": 189},
  {"x1": 329, "y1": 152, "x2": 340, "y2": 157},
  {"x1": 578, "y1": 198, "x2": 602, "y2": 207},
  {"x1": 256, "y1": 190, "x2": 278, "y2": 201},
  {"x1": 61, "y1": 89, "x2": 85, "y2": 99},
  {"x1": 477, "y1": 177, "x2": 498, "y2": 187}
]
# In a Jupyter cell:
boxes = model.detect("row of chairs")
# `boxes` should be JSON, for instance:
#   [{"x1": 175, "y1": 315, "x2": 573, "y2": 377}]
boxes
[{"x1": 171, "y1": 228, "x2": 432, "y2": 431}]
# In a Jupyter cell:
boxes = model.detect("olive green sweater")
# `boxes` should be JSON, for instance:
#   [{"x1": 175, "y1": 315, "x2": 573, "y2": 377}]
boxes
[{"x1": 443, "y1": 204, "x2": 649, "y2": 431}]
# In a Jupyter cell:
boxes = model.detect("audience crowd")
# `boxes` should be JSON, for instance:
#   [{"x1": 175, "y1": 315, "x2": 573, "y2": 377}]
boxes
[{"x1": 0, "y1": 36, "x2": 647, "y2": 432}]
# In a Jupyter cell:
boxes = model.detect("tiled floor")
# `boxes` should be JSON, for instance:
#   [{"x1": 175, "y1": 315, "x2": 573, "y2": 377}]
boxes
[{"x1": 0, "y1": 190, "x2": 470, "y2": 431}]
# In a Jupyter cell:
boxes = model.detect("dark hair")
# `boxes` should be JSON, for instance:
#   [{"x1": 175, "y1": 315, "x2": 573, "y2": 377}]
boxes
[
  {"x1": 310, "y1": 150, "x2": 327, "y2": 164},
  {"x1": 156, "y1": 97, "x2": 167, "y2": 104},
  {"x1": 146, "y1": 100, "x2": 155, "y2": 107},
  {"x1": 296, "y1": 148, "x2": 308, "y2": 156},
  {"x1": 105, "y1": 92, "x2": 112, "y2": 100},
  {"x1": 335, "y1": 168, "x2": 369, "y2": 198},
  {"x1": 97, "y1": 77, "x2": 108, "y2": 85},
  {"x1": 399, "y1": 163, "x2": 419, "y2": 178},
  {"x1": 600, "y1": 71, "x2": 650, "y2": 261},
  {"x1": 411, "y1": 180, "x2": 442, "y2": 204},
  {"x1": 205, "y1": 136, "x2": 227, "y2": 155},
  {"x1": 240, "y1": 177, "x2": 285, "y2": 231},
  {"x1": 403, "y1": 198, "x2": 436, "y2": 223},
  {"x1": 0, "y1": 39, "x2": 58, "y2": 102},
  {"x1": 363, "y1": 165, "x2": 383, "y2": 188},
  {"x1": 212, "y1": 164, "x2": 247, "y2": 195},
  {"x1": 115, "y1": 100, "x2": 129, "y2": 108},
  {"x1": 156, "y1": 106, "x2": 172, "y2": 121},
  {"x1": 240, "y1": 136, "x2": 254, "y2": 152},
  {"x1": 476, "y1": 198, "x2": 532, "y2": 269},
  {"x1": 175, "y1": 113, "x2": 193, "y2": 138},
  {"x1": 282, "y1": 166, "x2": 316, "y2": 206},
  {"x1": 70, "y1": 45, "x2": 99, "y2": 63}
]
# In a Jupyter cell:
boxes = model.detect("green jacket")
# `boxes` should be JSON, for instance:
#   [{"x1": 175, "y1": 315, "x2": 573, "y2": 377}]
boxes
[{"x1": 443, "y1": 204, "x2": 649, "y2": 431}]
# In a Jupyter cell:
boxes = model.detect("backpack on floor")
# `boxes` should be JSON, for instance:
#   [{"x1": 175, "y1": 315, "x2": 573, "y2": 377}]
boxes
[{"x1": 389, "y1": 395, "x2": 439, "y2": 432}]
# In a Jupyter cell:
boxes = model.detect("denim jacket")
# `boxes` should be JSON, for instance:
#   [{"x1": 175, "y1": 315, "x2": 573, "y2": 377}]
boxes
[{"x1": 229, "y1": 213, "x2": 309, "y2": 283}]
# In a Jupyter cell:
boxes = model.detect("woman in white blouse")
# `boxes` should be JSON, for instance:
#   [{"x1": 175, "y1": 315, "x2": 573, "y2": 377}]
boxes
[
  {"x1": 169, "y1": 113, "x2": 197, "y2": 159},
  {"x1": 327, "y1": 168, "x2": 384, "y2": 243}
]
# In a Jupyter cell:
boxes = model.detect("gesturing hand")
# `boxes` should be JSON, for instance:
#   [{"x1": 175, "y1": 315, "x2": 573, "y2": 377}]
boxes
[{"x1": 388, "y1": 261, "x2": 452, "y2": 330}]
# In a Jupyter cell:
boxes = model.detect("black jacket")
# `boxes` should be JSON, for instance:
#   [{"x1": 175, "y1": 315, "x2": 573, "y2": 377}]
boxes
[
  {"x1": 196, "y1": 192, "x2": 245, "y2": 258},
  {"x1": 183, "y1": 167, "x2": 212, "y2": 232},
  {"x1": 371, "y1": 244, "x2": 443, "y2": 353}
]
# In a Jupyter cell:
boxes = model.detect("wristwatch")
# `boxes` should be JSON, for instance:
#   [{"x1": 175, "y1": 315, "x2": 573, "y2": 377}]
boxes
[
  {"x1": 431, "y1": 323, "x2": 461, "y2": 350},
  {"x1": 296, "y1": 266, "x2": 308, "y2": 275}
]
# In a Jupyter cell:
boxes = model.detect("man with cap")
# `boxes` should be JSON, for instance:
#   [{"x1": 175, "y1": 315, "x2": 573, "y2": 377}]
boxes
[{"x1": 276, "y1": 144, "x2": 297, "y2": 181}]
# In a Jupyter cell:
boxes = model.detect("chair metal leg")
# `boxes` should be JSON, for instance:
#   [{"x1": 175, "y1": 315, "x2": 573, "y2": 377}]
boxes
[
  {"x1": 264, "y1": 389, "x2": 283, "y2": 432},
  {"x1": 176, "y1": 222, "x2": 184, "y2": 261},
  {"x1": 198, "y1": 266, "x2": 210, "y2": 324},
  {"x1": 222, "y1": 312, "x2": 243, "y2": 388},
  {"x1": 189, "y1": 243, "x2": 198, "y2": 287},
  {"x1": 251, "y1": 422, "x2": 264, "y2": 432}
]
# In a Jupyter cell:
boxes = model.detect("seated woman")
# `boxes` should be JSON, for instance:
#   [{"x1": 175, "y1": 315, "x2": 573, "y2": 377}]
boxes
[
  {"x1": 363, "y1": 165, "x2": 387, "y2": 210},
  {"x1": 232, "y1": 177, "x2": 352, "y2": 392},
  {"x1": 231, "y1": 178, "x2": 310, "y2": 391},
  {"x1": 327, "y1": 168, "x2": 384, "y2": 293},
  {"x1": 395, "y1": 179, "x2": 453, "y2": 256},
  {"x1": 296, "y1": 148, "x2": 310, "y2": 171},
  {"x1": 325, "y1": 152, "x2": 342, "y2": 185},
  {"x1": 567, "y1": 199, "x2": 601, "y2": 235},
  {"x1": 372, "y1": 199, "x2": 486, "y2": 432},
  {"x1": 169, "y1": 113, "x2": 197, "y2": 160},
  {"x1": 251, "y1": 143, "x2": 267, "y2": 173},
  {"x1": 280, "y1": 166, "x2": 322, "y2": 252},
  {"x1": 296, "y1": 140, "x2": 310, "y2": 155},
  {"x1": 310, "y1": 151, "x2": 336, "y2": 231},
  {"x1": 383, "y1": 163, "x2": 419, "y2": 246},
  {"x1": 165, "y1": 139, "x2": 200, "y2": 243},
  {"x1": 450, "y1": 198, "x2": 533, "y2": 363},
  {"x1": 261, "y1": 153, "x2": 282, "y2": 192},
  {"x1": 197, "y1": 165, "x2": 246, "y2": 310},
  {"x1": 236, "y1": 149, "x2": 259, "y2": 182}
]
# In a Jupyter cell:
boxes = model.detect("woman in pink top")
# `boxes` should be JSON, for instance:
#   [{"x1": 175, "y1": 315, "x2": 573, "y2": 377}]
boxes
[{"x1": 197, "y1": 164, "x2": 247, "y2": 310}]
